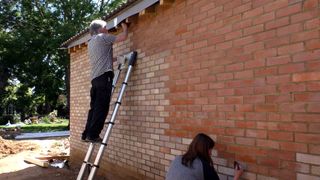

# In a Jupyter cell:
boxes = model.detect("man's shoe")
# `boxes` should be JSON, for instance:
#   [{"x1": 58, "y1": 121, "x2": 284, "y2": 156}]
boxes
[{"x1": 85, "y1": 137, "x2": 103, "y2": 143}]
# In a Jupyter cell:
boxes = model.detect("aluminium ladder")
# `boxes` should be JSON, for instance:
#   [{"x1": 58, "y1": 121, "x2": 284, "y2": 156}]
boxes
[{"x1": 77, "y1": 51, "x2": 138, "y2": 180}]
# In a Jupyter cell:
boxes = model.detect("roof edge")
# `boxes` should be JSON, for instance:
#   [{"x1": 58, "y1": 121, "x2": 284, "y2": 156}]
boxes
[{"x1": 61, "y1": 0, "x2": 159, "y2": 49}]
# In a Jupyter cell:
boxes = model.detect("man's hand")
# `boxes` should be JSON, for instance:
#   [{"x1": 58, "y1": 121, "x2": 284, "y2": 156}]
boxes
[{"x1": 115, "y1": 22, "x2": 128, "y2": 43}]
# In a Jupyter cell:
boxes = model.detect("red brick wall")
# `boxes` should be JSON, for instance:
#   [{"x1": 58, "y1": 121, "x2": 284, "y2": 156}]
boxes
[{"x1": 69, "y1": 0, "x2": 320, "y2": 179}]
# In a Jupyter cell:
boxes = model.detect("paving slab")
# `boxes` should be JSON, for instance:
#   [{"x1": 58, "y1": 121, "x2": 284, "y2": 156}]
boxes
[{"x1": 15, "y1": 131, "x2": 69, "y2": 140}]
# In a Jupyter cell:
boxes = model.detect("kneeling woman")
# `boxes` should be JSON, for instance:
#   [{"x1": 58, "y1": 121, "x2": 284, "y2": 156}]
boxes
[{"x1": 166, "y1": 133, "x2": 243, "y2": 180}]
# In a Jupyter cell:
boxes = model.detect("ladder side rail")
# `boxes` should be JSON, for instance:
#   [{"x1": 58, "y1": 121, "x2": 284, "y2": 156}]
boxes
[
  {"x1": 87, "y1": 62, "x2": 135, "y2": 180},
  {"x1": 76, "y1": 61, "x2": 124, "y2": 180}
]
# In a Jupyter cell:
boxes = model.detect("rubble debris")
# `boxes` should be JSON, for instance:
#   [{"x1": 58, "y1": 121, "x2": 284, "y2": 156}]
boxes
[{"x1": 0, "y1": 136, "x2": 38, "y2": 159}]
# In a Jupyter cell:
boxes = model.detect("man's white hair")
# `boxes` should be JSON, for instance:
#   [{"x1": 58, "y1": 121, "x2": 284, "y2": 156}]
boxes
[{"x1": 89, "y1": 20, "x2": 107, "y2": 35}]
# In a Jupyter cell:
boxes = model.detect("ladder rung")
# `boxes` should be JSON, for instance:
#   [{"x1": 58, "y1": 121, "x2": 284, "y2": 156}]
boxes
[
  {"x1": 105, "y1": 121, "x2": 115, "y2": 125},
  {"x1": 122, "y1": 82, "x2": 128, "y2": 85},
  {"x1": 115, "y1": 101, "x2": 121, "y2": 105},
  {"x1": 84, "y1": 161, "x2": 100, "y2": 168}
]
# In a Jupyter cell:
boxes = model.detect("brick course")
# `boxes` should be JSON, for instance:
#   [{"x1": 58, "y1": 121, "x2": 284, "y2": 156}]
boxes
[{"x1": 68, "y1": 0, "x2": 320, "y2": 179}]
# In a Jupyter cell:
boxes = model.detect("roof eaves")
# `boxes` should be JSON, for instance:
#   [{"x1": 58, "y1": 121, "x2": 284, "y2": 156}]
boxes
[{"x1": 60, "y1": 0, "x2": 141, "y2": 49}]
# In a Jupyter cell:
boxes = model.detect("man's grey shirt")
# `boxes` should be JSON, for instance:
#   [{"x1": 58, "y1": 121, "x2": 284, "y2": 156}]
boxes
[{"x1": 88, "y1": 33, "x2": 116, "y2": 80}]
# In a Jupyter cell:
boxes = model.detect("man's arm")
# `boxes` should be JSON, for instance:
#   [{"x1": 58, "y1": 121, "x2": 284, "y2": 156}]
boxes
[{"x1": 114, "y1": 23, "x2": 128, "y2": 43}]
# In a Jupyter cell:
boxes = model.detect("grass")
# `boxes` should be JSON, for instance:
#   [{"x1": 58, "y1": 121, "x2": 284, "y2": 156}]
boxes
[{"x1": 0, "y1": 119, "x2": 69, "y2": 133}]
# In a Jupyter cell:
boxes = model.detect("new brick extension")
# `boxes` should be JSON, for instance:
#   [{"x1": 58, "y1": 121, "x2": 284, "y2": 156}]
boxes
[{"x1": 68, "y1": 0, "x2": 320, "y2": 179}]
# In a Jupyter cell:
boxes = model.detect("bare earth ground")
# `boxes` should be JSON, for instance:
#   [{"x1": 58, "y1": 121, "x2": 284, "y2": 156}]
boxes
[
  {"x1": 0, "y1": 137, "x2": 78, "y2": 180},
  {"x1": 0, "y1": 137, "x2": 118, "y2": 180}
]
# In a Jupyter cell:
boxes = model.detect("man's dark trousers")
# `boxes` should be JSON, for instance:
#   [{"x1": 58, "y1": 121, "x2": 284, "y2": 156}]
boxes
[{"x1": 82, "y1": 71, "x2": 113, "y2": 140}]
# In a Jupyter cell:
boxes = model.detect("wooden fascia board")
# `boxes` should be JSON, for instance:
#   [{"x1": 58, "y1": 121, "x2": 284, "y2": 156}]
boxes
[{"x1": 67, "y1": 0, "x2": 160, "y2": 49}]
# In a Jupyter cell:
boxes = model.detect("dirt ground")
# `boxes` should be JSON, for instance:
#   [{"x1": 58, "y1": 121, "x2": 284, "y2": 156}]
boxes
[
  {"x1": 0, "y1": 137, "x2": 78, "y2": 180},
  {"x1": 0, "y1": 137, "x2": 118, "y2": 180}
]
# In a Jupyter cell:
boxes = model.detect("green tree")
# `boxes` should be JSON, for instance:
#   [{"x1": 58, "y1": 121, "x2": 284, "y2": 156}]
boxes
[{"x1": 0, "y1": 0, "x2": 127, "y2": 120}]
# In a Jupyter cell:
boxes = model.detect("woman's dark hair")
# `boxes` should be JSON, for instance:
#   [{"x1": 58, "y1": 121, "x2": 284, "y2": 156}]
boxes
[{"x1": 182, "y1": 133, "x2": 215, "y2": 167}]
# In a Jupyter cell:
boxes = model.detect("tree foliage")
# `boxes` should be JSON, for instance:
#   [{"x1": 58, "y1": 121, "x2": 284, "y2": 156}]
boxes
[{"x1": 0, "y1": 0, "x2": 126, "y2": 119}]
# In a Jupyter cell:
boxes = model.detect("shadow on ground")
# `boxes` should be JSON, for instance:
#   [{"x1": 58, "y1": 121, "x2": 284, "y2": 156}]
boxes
[{"x1": 0, "y1": 166, "x2": 112, "y2": 180}]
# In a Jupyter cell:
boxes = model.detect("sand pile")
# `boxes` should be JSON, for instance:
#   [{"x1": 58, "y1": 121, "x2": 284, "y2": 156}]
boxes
[{"x1": 0, "y1": 137, "x2": 39, "y2": 159}]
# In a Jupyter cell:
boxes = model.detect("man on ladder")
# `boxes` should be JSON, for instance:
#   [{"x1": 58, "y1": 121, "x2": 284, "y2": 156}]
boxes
[{"x1": 81, "y1": 19, "x2": 128, "y2": 143}]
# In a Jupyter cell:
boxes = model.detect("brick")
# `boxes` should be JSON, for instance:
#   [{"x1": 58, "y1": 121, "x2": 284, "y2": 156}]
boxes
[
  {"x1": 269, "y1": 131, "x2": 294, "y2": 141},
  {"x1": 264, "y1": 0, "x2": 288, "y2": 12},
  {"x1": 294, "y1": 114, "x2": 320, "y2": 123},
  {"x1": 233, "y1": 3, "x2": 252, "y2": 14},
  {"x1": 303, "y1": 0, "x2": 319, "y2": 10},
  {"x1": 226, "y1": 63, "x2": 244, "y2": 71},
  {"x1": 216, "y1": 41, "x2": 233, "y2": 50},
  {"x1": 225, "y1": 96, "x2": 243, "y2": 104},
  {"x1": 265, "y1": 36, "x2": 290, "y2": 48},
  {"x1": 254, "y1": 85, "x2": 277, "y2": 94},
  {"x1": 257, "y1": 32, "x2": 278, "y2": 43},
  {"x1": 306, "y1": 39, "x2": 320, "y2": 50},
  {"x1": 305, "y1": 18, "x2": 320, "y2": 30},
  {"x1": 307, "y1": 82, "x2": 320, "y2": 91},
  {"x1": 279, "y1": 103, "x2": 306, "y2": 112},
  {"x1": 267, "y1": 55, "x2": 291, "y2": 66},
  {"x1": 270, "y1": 151, "x2": 295, "y2": 161},
  {"x1": 291, "y1": 30, "x2": 319, "y2": 43},
  {"x1": 310, "y1": 144, "x2": 320, "y2": 155},
  {"x1": 233, "y1": 36, "x2": 255, "y2": 46},
  {"x1": 244, "y1": 24, "x2": 264, "y2": 36},
  {"x1": 244, "y1": 42, "x2": 264, "y2": 53},
  {"x1": 309, "y1": 123, "x2": 320, "y2": 133},
  {"x1": 292, "y1": 50, "x2": 320, "y2": 62},
  {"x1": 236, "y1": 104, "x2": 254, "y2": 111},
  {"x1": 232, "y1": 19, "x2": 253, "y2": 30},
  {"x1": 295, "y1": 92, "x2": 320, "y2": 102},
  {"x1": 236, "y1": 137, "x2": 255, "y2": 146},
  {"x1": 257, "y1": 121, "x2": 279, "y2": 130},
  {"x1": 307, "y1": 61, "x2": 320, "y2": 71},
  {"x1": 235, "y1": 121, "x2": 256, "y2": 128},
  {"x1": 254, "y1": 48, "x2": 277, "y2": 60},
  {"x1": 216, "y1": 72, "x2": 233, "y2": 81},
  {"x1": 278, "y1": 123, "x2": 307, "y2": 132},
  {"x1": 297, "y1": 153, "x2": 320, "y2": 165},
  {"x1": 255, "y1": 67, "x2": 277, "y2": 77},
  {"x1": 276, "y1": 3, "x2": 302, "y2": 17},
  {"x1": 246, "y1": 129, "x2": 267, "y2": 138},
  {"x1": 244, "y1": 95, "x2": 265, "y2": 103},
  {"x1": 266, "y1": 94, "x2": 291, "y2": 103},
  {"x1": 253, "y1": 12, "x2": 275, "y2": 25},
  {"x1": 226, "y1": 128, "x2": 245, "y2": 136},
  {"x1": 246, "y1": 112, "x2": 267, "y2": 121},
  {"x1": 253, "y1": 0, "x2": 274, "y2": 8},
  {"x1": 235, "y1": 87, "x2": 254, "y2": 96},
  {"x1": 278, "y1": 43, "x2": 304, "y2": 55},
  {"x1": 279, "y1": 83, "x2": 305, "y2": 93},
  {"x1": 312, "y1": 166, "x2": 320, "y2": 175},
  {"x1": 297, "y1": 173, "x2": 320, "y2": 180},
  {"x1": 293, "y1": 72, "x2": 320, "y2": 82},
  {"x1": 267, "y1": 75, "x2": 291, "y2": 84},
  {"x1": 243, "y1": 7, "x2": 264, "y2": 19},
  {"x1": 266, "y1": 17, "x2": 290, "y2": 30},
  {"x1": 225, "y1": 30, "x2": 242, "y2": 41},
  {"x1": 296, "y1": 133, "x2": 320, "y2": 144},
  {"x1": 291, "y1": 10, "x2": 318, "y2": 23},
  {"x1": 245, "y1": 59, "x2": 265, "y2": 69},
  {"x1": 308, "y1": 103, "x2": 320, "y2": 112},
  {"x1": 279, "y1": 142, "x2": 308, "y2": 152},
  {"x1": 279, "y1": 63, "x2": 305, "y2": 74},
  {"x1": 258, "y1": 157, "x2": 280, "y2": 167},
  {"x1": 281, "y1": 161, "x2": 310, "y2": 173},
  {"x1": 235, "y1": 70, "x2": 254, "y2": 79},
  {"x1": 276, "y1": 23, "x2": 303, "y2": 36},
  {"x1": 257, "y1": 139, "x2": 280, "y2": 149}
]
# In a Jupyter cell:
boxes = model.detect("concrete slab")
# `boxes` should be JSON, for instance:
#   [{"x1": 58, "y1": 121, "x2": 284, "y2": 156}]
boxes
[{"x1": 15, "y1": 131, "x2": 69, "y2": 140}]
